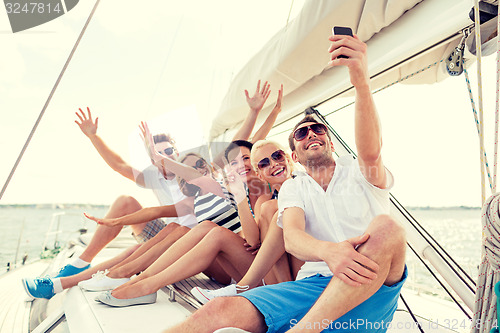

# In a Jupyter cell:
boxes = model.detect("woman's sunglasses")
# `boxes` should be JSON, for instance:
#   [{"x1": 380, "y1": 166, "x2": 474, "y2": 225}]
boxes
[
  {"x1": 292, "y1": 123, "x2": 327, "y2": 141},
  {"x1": 257, "y1": 150, "x2": 286, "y2": 170},
  {"x1": 159, "y1": 147, "x2": 176, "y2": 156},
  {"x1": 192, "y1": 158, "x2": 207, "y2": 169}
]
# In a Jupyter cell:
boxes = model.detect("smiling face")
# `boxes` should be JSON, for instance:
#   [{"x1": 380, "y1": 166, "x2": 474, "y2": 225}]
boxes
[
  {"x1": 227, "y1": 146, "x2": 255, "y2": 182},
  {"x1": 251, "y1": 143, "x2": 292, "y2": 186},
  {"x1": 291, "y1": 121, "x2": 335, "y2": 167}
]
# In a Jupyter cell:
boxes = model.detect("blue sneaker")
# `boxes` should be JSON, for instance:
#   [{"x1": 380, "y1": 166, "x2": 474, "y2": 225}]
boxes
[
  {"x1": 54, "y1": 264, "x2": 90, "y2": 278},
  {"x1": 22, "y1": 277, "x2": 55, "y2": 299}
]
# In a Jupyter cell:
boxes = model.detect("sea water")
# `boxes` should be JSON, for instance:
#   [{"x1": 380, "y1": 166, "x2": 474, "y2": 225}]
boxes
[
  {"x1": 404, "y1": 207, "x2": 483, "y2": 300},
  {"x1": 0, "y1": 205, "x2": 108, "y2": 274},
  {"x1": 0, "y1": 205, "x2": 483, "y2": 299}
]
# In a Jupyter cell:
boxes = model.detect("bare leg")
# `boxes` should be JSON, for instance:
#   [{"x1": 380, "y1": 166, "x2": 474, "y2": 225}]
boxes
[
  {"x1": 126, "y1": 221, "x2": 220, "y2": 280},
  {"x1": 60, "y1": 244, "x2": 140, "y2": 289},
  {"x1": 257, "y1": 200, "x2": 277, "y2": 240},
  {"x1": 107, "y1": 223, "x2": 182, "y2": 273},
  {"x1": 109, "y1": 221, "x2": 220, "y2": 292},
  {"x1": 79, "y1": 196, "x2": 147, "y2": 263},
  {"x1": 107, "y1": 225, "x2": 190, "y2": 278},
  {"x1": 164, "y1": 296, "x2": 267, "y2": 333},
  {"x1": 289, "y1": 253, "x2": 304, "y2": 280},
  {"x1": 254, "y1": 200, "x2": 284, "y2": 284},
  {"x1": 286, "y1": 215, "x2": 406, "y2": 333},
  {"x1": 239, "y1": 211, "x2": 294, "y2": 288},
  {"x1": 202, "y1": 258, "x2": 232, "y2": 285},
  {"x1": 112, "y1": 226, "x2": 256, "y2": 299}
]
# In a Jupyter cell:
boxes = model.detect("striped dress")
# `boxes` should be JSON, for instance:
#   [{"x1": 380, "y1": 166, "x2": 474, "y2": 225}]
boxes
[{"x1": 193, "y1": 182, "x2": 242, "y2": 233}]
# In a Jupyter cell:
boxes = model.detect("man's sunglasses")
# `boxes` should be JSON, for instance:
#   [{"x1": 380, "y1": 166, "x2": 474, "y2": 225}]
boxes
[
  {"x1": 293, "y1": 123, "x2": 328, "y2": 141},
  {"x1": 257, "y1": 150, "x2": 286, "y2": 170},
  {"x1": 192, "y1": 158, "x2": 207, "y2": 169},
  {"x1": 159, "y1": 147, "x2": 176, "y2": 156}
]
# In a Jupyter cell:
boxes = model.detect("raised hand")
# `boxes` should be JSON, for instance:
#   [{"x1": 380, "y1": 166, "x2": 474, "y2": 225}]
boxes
[
  {"x1": 327, "y1": 33, "x2": 369, "y2": 88},
  {"x1": 245, "y1": 80, "x2": 271, "y2": 112},
  {"x1": 271, "y1": 84, "x2": 283, "y2": 114},
  {"x1": 139, "y1": 121, "x2": 163, "y2": 165},
  {"x1": 75, "y1": 107, "x2": 98, "y2": 137},
  {"x1": 320, "y1": 233, "x2": 379, "y2": 287}
]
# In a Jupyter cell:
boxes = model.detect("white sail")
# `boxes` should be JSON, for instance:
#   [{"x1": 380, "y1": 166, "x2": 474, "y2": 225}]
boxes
[{"x1": 210, "y1": 0, "x2": 473, "y2": 140}]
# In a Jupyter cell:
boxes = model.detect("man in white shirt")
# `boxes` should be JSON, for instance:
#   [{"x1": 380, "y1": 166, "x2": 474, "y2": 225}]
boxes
[
  {"x1": 53, "y1": 108, "x2": 196, "y2": 278},
  {"x1": 165, "y1": 33, "x2": 406, "y2": 333}
]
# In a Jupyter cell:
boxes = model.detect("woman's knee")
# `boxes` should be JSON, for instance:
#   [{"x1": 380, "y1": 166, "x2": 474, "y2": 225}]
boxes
[
  {"x1": 195, "y1": 220, "x2": 219, "y2": 233},
  {"x1": 261, "y1": 200, "x2": 278, "y2": 219},
  {"x1": 160, "y1": 222, "x2": 180, "y2": 235},
  {"x1": 258, "y1": 200, "x2": 278, "y2": 229},
  {"x1": 205, "y1": 226, "x2": 234, "y2": 244}
]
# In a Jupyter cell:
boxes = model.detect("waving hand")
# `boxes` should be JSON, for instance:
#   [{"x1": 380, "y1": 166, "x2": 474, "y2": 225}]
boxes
[
  {"x1": 75, "y1": 107, "x2": 98, "y2": 137},
  {"x1": 245, "y1": 80, "x2": 271, "y2": 112}
]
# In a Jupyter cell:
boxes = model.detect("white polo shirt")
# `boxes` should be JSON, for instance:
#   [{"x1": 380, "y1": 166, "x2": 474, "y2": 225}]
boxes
[
  {"x1": 142, "y1": 165, "x2": 198, "y2": 228},
  {"x1": 277, "y1": 155, "x2": 394, "y2": 280}
]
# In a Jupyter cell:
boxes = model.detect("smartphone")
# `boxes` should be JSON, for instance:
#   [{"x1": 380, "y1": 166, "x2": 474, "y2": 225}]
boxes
[
  {"x1": 332, "y1": 26, "x2": 353, "y2": 58},
  {"x1": 332, "y1": 26, "x2": 353, "y2": 36}
]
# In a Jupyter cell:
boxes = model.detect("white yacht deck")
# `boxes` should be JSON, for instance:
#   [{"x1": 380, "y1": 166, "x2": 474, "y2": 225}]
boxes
[
  {"x1": 0, "y1": 260, "x2": 50, "y2": 333},
  {"x1": 9, "y1": 230, "x2": 471, "y2": 333}
]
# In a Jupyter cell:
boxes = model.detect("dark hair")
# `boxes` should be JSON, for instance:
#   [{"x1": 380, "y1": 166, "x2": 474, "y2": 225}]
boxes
[
  {"x1": 177, "y1": 153, "x2": 202, "y2": 197},
  {"x1": 153, "y1": 133, "x2": 175, "y2": 146},
  {"x1": 224, "y1": 140, "x2": 253, "y2": 162},
  {"x1": 177, "y1": 153, "x2": 214, "y2": 197},
  {"x1": 288, "y1": 115, "x2": 331, "y2": 151},
  {"x1": 177, "y1": 153, "x2": 205, "y2": 197}
]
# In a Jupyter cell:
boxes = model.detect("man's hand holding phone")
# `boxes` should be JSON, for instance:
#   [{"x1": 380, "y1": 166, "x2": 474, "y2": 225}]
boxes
[
  {"x1": 331, "y1": 26, "x2": 353, "y2": 59},
  {"x1": 328, "y1": 26, "x2": 369, "y2": 88}
]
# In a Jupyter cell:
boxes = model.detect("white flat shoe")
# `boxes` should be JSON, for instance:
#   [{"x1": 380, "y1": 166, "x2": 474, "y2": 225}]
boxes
[
  {"x1": 78, "y1": 270, "x2": 130, "y2": 291},
  {"x1": 97, "y1": 290, "x2": 157, "y2": 307}
]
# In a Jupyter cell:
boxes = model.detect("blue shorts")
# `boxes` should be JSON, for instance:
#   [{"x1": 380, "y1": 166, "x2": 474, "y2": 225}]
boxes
[{"x1": 240, "y1": 266, "x2": 408, "y2": 333}]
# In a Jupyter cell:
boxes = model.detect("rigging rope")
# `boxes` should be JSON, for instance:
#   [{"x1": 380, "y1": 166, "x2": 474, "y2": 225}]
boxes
[
  {"x1": 0, "y1": 0, "x2": 101, "y2": 202},
  {"x1": 390, "y1": 195, "x2": 477, "y2": 291},
  {"x1": 474, "y1": 0, "x2": 487, "y2": 204},
  {"x1": 471, "y1": 6, "x2": 500, "y2": 333},
  {"x1": 464, "y1": 65, "x2": 494, "y2": 192},
  {"x1": 399, "y1": 294, "x2": 425, "y2": 333},
  {"x1": 471, "y1": 193, "x2": 500, "y2": 333},
  {"x1": 406, "y1": 241, "x2": 472, "y2": 319}
]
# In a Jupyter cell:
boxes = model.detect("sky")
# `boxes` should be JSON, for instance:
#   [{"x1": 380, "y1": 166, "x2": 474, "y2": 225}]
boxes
[{"x1": 0, "y1": 0, "x2": 498, "y2": 207}]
